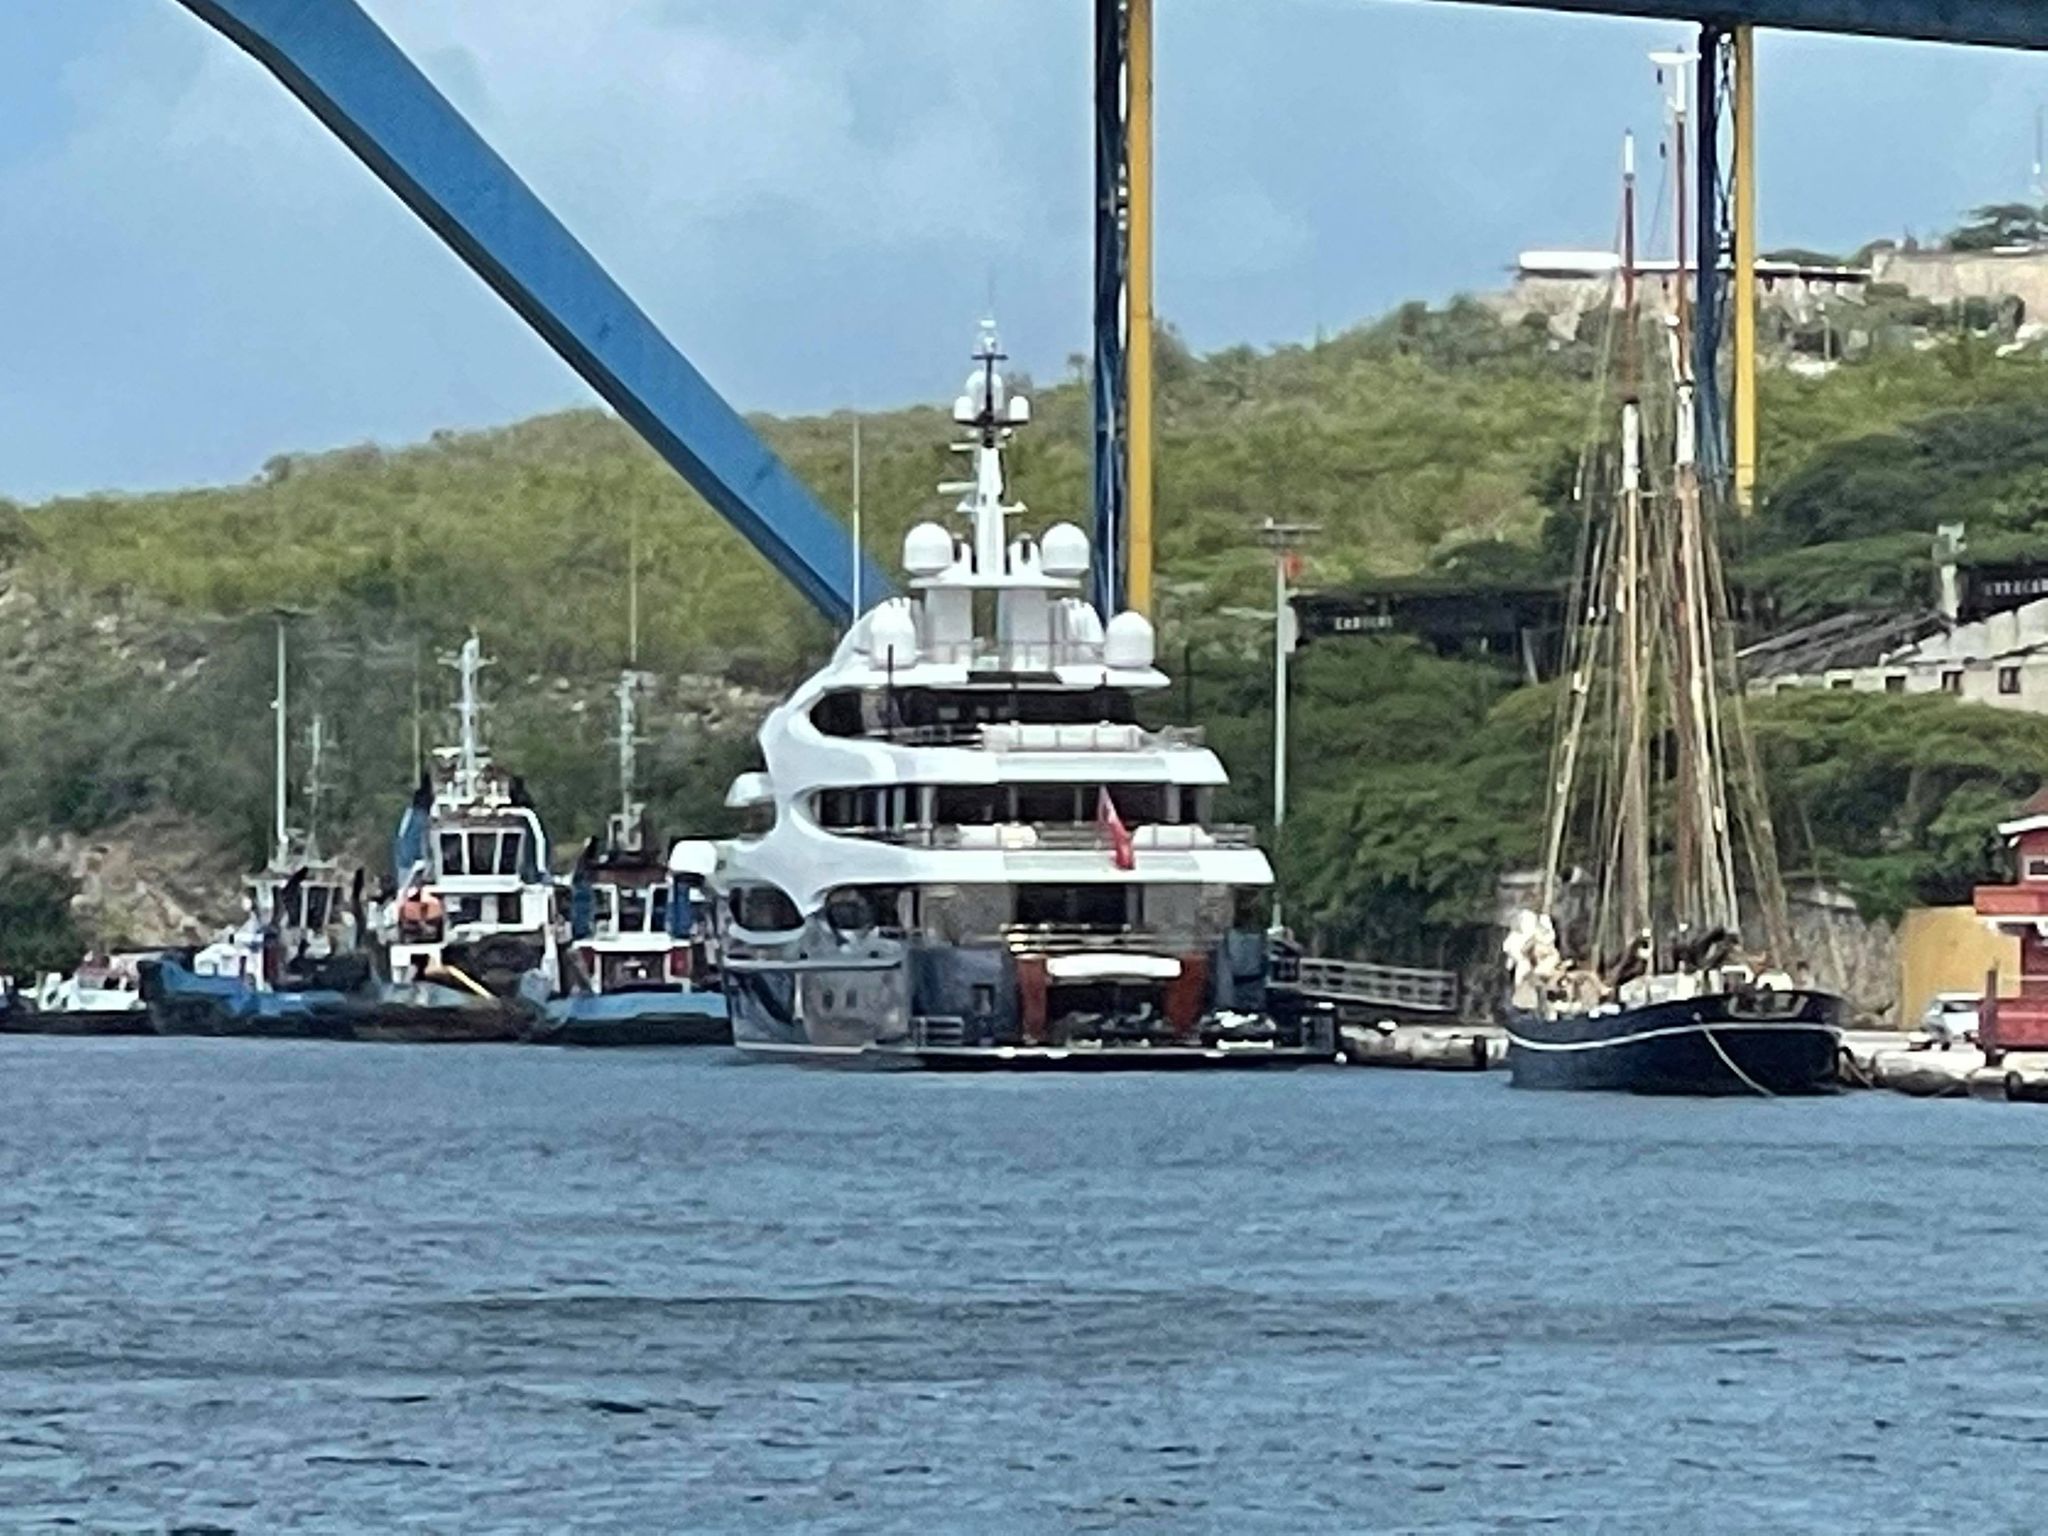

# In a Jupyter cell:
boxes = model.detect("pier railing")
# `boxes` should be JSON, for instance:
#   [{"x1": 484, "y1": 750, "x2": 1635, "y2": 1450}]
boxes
[{"x1": 1286, "y1": 956, "x2": 1460, "y2": 1016}]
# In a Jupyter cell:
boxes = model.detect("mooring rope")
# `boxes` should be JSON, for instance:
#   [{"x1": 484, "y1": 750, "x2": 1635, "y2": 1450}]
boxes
[{"x1": 1704, "y1": 1027, "x2": 1776, "y2": 1099}]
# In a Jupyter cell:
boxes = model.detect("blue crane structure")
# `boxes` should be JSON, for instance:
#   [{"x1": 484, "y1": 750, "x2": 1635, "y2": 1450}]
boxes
[
  {"x1": 173, "y1": 0, "x2": 892, "y2": 628},
  {"x1": 170, "y1": 0, "x2": 2048, "y2": 621}
]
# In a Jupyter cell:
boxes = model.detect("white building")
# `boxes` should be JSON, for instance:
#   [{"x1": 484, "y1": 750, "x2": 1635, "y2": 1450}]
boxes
[{"x1": 1742, "y1": 530, "x2": 2048, "y2": 712}]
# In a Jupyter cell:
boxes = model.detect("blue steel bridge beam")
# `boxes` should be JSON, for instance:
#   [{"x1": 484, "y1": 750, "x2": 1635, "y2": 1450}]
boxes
[
  {"x1": 1455, "y1": 0, "x2": 2048, "y2": 49},
  {"x1": 173, "y1": 0, "x2": 891, "y2": 628}
]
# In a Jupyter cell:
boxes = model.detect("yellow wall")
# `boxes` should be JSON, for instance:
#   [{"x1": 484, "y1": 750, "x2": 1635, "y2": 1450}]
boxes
[{"x1": 1898, "y1": 906, "x2": 2018, "y2": 1029}]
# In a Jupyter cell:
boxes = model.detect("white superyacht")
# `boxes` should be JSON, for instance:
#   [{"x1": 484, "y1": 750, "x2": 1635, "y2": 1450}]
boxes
[{"x1": 714, "y1": 329, "x2": 1328, "y2": 1068}]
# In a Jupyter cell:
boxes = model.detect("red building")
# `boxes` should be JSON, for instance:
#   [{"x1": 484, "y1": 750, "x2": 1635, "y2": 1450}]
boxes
[{"x1": 1974, "y1": 788, "x2": 2048, "y2": 1061}]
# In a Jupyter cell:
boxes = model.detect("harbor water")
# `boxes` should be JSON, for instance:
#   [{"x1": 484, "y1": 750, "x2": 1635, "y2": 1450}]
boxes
[{"x1": 3, "y1": 1040, "x2": 2045, "y2": 1532}]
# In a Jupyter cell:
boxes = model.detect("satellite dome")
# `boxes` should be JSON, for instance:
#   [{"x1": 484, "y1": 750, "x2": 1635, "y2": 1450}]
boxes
[
  {"x1": 1104, "y1": 610, "x2": 1156, "y2": 669},
  {"x1": 1040, "y1": 522, "x2": 1090, "y2": 578},
  {"x1": 903, "y1": 522, "x2": 954, "y2": 576},
  {"x1": 868, "y1": 600, "x2": 920, "y2": 668}
]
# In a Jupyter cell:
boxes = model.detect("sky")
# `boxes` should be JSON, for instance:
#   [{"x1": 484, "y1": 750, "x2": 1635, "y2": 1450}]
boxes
[{"x1": 2, "y1": 0, "x2": 2048, "y2": 500}]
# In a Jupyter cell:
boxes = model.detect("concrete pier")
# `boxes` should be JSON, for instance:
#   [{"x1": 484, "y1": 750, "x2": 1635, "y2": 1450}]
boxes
[{"x1": 1338, "y1": 1021, "x2": 1504, "y2": 1071}]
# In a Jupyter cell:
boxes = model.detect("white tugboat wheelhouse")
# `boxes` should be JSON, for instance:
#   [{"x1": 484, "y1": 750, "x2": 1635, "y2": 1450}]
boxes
[
  {"x1": 378, "y1": 632, "x2": 563, "y2": 999},
  {"x1": 715, "y1": 327, "x2": 1320, "y2": 1066}
]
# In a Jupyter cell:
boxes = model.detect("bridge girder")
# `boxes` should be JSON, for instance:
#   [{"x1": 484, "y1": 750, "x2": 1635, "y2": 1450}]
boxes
[
  {"x1": 1463, "y1": 0, "x2": 2048, "y2": 50},
  {"x1": 174, "y1": 0, "x2": 891, "y2": 628}
]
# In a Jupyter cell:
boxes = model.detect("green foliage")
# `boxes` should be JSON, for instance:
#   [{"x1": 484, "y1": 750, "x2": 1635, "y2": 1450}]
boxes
[
  {"x1": 1753, "y1": 691, "x2": 2048, "y2": 920},
  {"x1": 0, "y1": 862, "x2": 84, "y2": 976}
]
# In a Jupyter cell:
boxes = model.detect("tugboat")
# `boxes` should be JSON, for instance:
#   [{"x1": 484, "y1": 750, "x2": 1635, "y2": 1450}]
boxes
[
  {"x1": 532, "y1": 671, "x2": 728, "y2": 1046},
  {"x1": 363, "y1": 631, "x2": 559, "y2": 1041},
  {"x1": 145, "y1": 620, "x2": 365, "y2": 1038},
  {"x1": 1502, "y1": 101, "x2": 1840, "y2": 1094},
  {"x1": 714, "y1": 325, "x2": 1325, "y2": 1068}
]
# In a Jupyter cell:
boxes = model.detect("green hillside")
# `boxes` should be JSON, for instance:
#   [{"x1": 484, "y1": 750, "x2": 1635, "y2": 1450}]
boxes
[{"x1": 8, "y1": 297, "x2": 2048, "y2": 963}]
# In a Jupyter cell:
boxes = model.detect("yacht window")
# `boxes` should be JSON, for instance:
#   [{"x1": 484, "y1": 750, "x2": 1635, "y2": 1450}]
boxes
[
  {"x1": 1015, "y1": 884, "x2": 1130, "y2": 929},
  {"x1": 281, "y1": 885, "x2": 304, "y2": 927},
  {"x1": 1114, "y1": 784, "x2": 1167, "y2": 825},
  {"x1": 497, "y1": 832, "x2": 524, "y2": 875},
  {"x1": 810, "y1": 691, "x2": 864, "y2": 737},
  {"x1": 454, "y1": 896, "x2": 484, "y2": 925},
  {"x1": 496, "y1": 894, "x2": 522, "y2": 924},
  {"x1": 936, "y1": 786, "x2": 1001, "y2": 825},
  {"x1": 734, "y1": 884, "x2": 802, "y2": 931},
  {"x1": 305, "y1": 887, "x2": 331, "y2": 929},
  {"x1": 468, "y1": 832, "x2": 497, "y2": 874},
  {"x1": 1016, "y1": 784, "x2": 1081, "y2": 823},
  {"x1": 439, "y1": 833, "x2": 465, "y2": 876},
  {"x1": 651, "y1": 886, "x2": 671, "y2": 932}
]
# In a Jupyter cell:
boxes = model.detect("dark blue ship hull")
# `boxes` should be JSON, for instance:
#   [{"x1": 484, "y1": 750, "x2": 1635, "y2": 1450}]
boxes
[{"x1": 1507, "y1": 988, "x2": 1844, "y2": 1095}]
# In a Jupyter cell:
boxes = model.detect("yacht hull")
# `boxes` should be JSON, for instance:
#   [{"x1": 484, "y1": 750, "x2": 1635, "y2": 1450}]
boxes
[
  {"x1": 724, "y1": 939, "x2": 1330, "y2": 1070},
  {"x1": 1506, "y1": 989, "x2": 1845, "y2": 1095}
]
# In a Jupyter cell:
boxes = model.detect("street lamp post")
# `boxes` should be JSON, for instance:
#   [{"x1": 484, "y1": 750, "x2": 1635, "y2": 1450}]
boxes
[{"x1": 1257, "y1": 517, "x2": 1318, "y2": 935}]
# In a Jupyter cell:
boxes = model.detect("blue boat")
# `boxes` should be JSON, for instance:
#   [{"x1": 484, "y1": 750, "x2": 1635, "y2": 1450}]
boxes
[
  {"x1": 534, "y1": 988, "x2": 728, "y2": 1047},
  {"x1": 143, "y1": 952, "x2": 357, "y2": 1039}
]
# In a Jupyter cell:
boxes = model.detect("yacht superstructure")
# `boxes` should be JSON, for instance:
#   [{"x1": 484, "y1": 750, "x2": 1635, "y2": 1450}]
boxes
[{"x1": 715, "y1": 328, "x2": 1326, "y2": 1067}]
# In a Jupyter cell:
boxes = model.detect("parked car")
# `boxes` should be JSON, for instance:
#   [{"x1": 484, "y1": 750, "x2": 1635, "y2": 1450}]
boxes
[{"x1": 1918, "y1": 991, "x2": 1981, "y2": 1049}]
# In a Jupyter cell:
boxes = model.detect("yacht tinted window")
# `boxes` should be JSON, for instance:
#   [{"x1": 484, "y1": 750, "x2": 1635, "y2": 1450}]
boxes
[
  {"x1": 497, "y1": 831, "x2": 524, "y2": 875},
  {"x1": 281, "y1": 885, "x2": 304, "y2": 926},
  {"x1": 468, "y1": 832, "x2": 496, "y2": 875},
  {"x1": 735, "y1": 884, "x2": 802, "y2": 931},
  {"x1": 305, "y1": 887, "x2": 330, "y2": 929},
  {"x1": 439, "y1": 834, "x2": 465, "y2": 876},
  {"x1": 936, "y1": 786, "x2": 1001, "y2": 825},
  {"x1": 650, "y1": 887, "x2": 671, "y2": 931}
]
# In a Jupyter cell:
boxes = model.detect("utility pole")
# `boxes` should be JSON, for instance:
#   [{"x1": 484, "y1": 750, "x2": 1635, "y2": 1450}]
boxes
[{"x1": 1258, "y1": 517, "x2": 1318, "y2": 935}]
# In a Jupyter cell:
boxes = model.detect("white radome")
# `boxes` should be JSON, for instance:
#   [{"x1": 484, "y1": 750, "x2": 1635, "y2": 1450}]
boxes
[
  {"x1": 1040, "y1": 522, "x2": 1090, "y2": 577},
  {"x1": 903, "y1": 521, "x2": 954, "y2": 576},
  {"x1": 1104, "y1": 610, "x2": 1156, "y2": 669}
]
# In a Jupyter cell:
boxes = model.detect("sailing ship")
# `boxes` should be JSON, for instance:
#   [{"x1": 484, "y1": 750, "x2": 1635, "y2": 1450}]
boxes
[
  {"x1": 534, "y1": 670, "x2": 729, "y2": 1046},
  {"x1": 366, "y1": 630, "x2": 561, "y2": 1037},
  {"x1": 714, "y1": 325, "x2": 1326, "y2": 1068},
  {"x1": 1503, "y1": 85, "x2": 1842, "y2": 1094}
]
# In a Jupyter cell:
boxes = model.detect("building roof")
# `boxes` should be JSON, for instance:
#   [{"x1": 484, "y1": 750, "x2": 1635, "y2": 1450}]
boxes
[{"x1": 1737, "y1": 609, "x2": 1943, "y2": 681}]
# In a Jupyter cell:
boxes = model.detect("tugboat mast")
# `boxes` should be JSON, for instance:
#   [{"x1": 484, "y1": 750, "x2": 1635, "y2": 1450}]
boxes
[{"x1": 450, "y1": 630, "x2": 488, "y2": 803}]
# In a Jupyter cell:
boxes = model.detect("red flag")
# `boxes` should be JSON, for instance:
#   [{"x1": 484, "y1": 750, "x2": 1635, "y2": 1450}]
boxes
[{"x1": 1097, "y1": 787, "x2": 1135, "y2": 871}]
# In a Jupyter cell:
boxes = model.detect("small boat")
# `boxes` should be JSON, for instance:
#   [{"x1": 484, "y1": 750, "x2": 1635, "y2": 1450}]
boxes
[
  {"x1": 364, "y1": 630, "x2": 562, "y2": 1039},
  {"x1": 534, "y1": 674, "x2": 729, "y2": 1046},
  {"x1": 1502, "y1": 101, "x2": 1840, "y2": 1095},
  {"x1": 715, "y1": 325, "x2": 1327, "y2": 1069},
  {"x1": 9, "y1": 953, "x2": 157, "y2": 1036},
  {"x1": 142, "y1": 951, "x2": 355, "y2": 1039}
]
